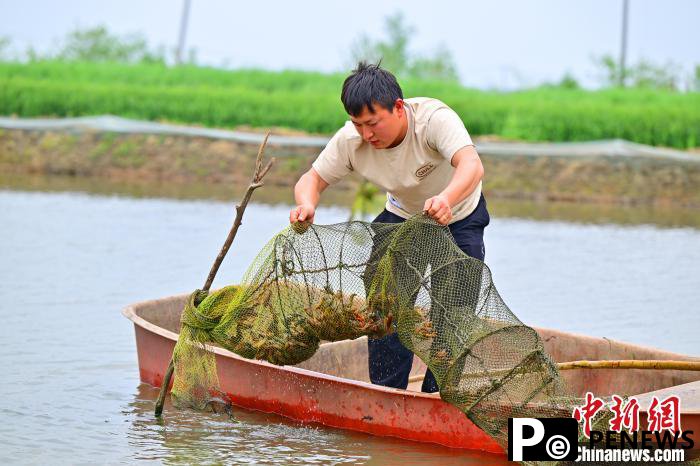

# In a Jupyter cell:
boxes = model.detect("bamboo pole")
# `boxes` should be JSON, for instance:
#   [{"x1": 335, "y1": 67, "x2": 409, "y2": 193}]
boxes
[
  {"x1": 407, "y1": 359, "x2": 700, "y2": 385},
  {"x1": 155, "y1": 133, "x2": 275, "y2": 417},
  {"x1": 557, "y1": 359, "x2": 700, "y2": 372}
]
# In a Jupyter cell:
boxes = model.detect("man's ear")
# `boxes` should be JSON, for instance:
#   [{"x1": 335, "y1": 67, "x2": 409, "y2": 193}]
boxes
[{"x1": 394, "y1": 98, "x2": 405, "y2": 116}]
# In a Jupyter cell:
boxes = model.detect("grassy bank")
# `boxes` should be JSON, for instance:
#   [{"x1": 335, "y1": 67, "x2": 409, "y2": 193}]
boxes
[{"x1": 1, "y1": 61, "x2": 699, "y2": 149}]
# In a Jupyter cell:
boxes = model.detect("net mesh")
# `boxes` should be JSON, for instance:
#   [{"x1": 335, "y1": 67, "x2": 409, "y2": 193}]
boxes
[{"x1": 170, "y1": 215, "x2": 590, "y2": 461}]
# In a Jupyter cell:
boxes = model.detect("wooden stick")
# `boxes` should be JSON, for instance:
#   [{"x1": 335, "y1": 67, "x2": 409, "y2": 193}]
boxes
[
  {"x1": 154, "y1": 361, "x2": 175, "y2": 415},
  {"x1": 556, "y1": 359, "x2": 700, "y2": 371},
  {"x1": 406, "y1": 359, "x2": 700, "y2": 386},
  {"x1": 202, "y1": 133, "x2": 273, "y2": 292},
  {"x1": 155, "y1": 133, "x2": 275, "y2": 417}
]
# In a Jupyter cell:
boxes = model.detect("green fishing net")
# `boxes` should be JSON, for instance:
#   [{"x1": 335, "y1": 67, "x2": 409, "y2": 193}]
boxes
[{"x1": 170, "y1": 215, "x2": 580, "y2": 458}]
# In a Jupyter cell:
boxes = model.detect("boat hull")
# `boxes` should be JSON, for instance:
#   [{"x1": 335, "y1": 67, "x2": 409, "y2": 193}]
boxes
[
  {"x1": 125, "y1": 294, "x2": 700, "y2": 457},
  {"x1": 133, "y1": 322, "x2": 504, "y2": 453}
]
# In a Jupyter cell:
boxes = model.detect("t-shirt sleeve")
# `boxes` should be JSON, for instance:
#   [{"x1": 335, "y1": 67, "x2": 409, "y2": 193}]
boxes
[
  {"x1": 426, "y1": 108, "x2": 474, "y2": 162},
  {"x1": 311, "y1": 127, "x2": 353, "y2": 185}
]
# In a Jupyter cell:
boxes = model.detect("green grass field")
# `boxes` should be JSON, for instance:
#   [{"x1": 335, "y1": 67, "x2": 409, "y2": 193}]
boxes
[{"x1": 1, "y1": 61, "x2": 698, "y2": 149}]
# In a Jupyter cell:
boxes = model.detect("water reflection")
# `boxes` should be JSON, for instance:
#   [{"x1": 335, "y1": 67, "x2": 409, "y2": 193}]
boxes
[
  {"x1": 125, "y1": 384, "x2": 506, "y2": 465},
  {"x1": 2, "y1": 172, "x2": 699, "y2": 229}
]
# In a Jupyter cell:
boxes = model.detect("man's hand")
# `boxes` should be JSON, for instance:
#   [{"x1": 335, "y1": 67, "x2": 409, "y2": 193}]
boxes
[
  {"x1": 291, "y1": 168, "x2": 327, "y2": 228},
  {"x1": 289, "y1": 203, "x2": 316, "y2": 224},
  {"x1": 423, "y1": 194, "x2": 452, "y2": 225}
]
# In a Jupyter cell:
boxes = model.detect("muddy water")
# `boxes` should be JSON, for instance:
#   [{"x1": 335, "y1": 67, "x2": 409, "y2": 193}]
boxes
[{"x1": 1, "y1": 178, "x2": 699, "y2": 464}]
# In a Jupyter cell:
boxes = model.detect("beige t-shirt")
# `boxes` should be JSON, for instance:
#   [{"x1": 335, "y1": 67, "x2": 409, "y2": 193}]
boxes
[{"x1": 312, "y1": 97, "x2": 482, "y2": 222}]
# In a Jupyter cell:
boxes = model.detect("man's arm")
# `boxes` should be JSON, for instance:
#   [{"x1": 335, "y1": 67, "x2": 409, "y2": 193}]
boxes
[
  {"x1": 289, "y1": 167, "x2": 329, "y2": 224},
  {"x1": 423, "y1": 146, "x2": 484, "y2": 225}
]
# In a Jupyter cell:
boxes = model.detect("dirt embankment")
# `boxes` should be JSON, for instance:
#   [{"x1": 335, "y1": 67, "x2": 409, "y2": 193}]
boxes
[
  {"x1": 1, "y1": 128, "x2": 699, "y2": 208},
  {"x1": 0, "y1": 129, "x2": 338, "y2": 188}
]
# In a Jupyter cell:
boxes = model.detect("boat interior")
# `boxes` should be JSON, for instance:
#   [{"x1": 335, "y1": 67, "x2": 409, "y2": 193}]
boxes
[{"x1": 133, "y1": 294, "x2": 700, "y2": 406}]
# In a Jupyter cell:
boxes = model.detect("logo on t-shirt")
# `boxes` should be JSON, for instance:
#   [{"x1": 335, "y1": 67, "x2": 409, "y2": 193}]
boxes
[{"x1": 415, "y1": 162, "x2": 436, "y2": 180}]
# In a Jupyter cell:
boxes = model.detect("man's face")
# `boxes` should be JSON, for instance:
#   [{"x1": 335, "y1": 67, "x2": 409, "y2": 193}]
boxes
[{"x1": 350, "y1": 100, "x2": 406, "y2": 149}]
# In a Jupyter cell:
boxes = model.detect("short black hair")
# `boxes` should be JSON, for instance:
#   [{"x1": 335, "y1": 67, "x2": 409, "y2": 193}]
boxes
[{"x1": 341, "y1": 62, "x2": 404, "y2": 117}]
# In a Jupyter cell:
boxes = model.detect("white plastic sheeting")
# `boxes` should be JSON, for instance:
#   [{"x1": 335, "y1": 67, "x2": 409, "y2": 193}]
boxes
[{"x1": 1, "y1": 115, "x2": 697, "y2": 163}]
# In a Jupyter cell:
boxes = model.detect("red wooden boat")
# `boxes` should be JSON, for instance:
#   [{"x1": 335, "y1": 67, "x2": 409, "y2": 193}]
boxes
[{"x1": 123, "y1": 293, "x2": 700, "y2": 458}]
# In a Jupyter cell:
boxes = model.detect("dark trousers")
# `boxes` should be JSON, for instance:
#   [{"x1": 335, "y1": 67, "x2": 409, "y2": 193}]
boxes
[{"x1": 366, "y1": 194, "x2": 490, "y2": 393}]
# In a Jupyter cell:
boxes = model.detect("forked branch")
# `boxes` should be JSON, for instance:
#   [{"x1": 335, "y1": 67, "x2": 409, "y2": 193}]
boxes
[{"x1": 155, "y1": 133, "x2": 275, "y2": 417}]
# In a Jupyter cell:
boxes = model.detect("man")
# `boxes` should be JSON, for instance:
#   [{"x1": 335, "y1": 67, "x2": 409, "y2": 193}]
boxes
[{"x1": 289, "y1": 62, "x2": 490, "y2": 393}]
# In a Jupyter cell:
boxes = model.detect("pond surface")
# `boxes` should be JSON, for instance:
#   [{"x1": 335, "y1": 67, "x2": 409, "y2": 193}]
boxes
[{"x1": 1, "y1": 178, "x2": 698, "y2": 464}]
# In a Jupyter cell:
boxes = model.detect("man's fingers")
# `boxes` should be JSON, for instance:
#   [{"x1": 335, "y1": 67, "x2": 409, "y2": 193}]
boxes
[
  {"x1": 429, "y1": 202, "x2": 439, "y2": 215},
  {"x1": 429, "y1": 201, "x2": 442, "y2": 216},
  {"x1": 290, "y1": 206, "x2": 309, "y2": 223},
  {"x1": 428, "y1": 205, "x2": 446, "y2": 220},
  {"x1": 423, "y1": 198, "x2": 433, "y2": 213},
  {"x1": 431, "y1": 198, "x2": 450, "y2": 216}
]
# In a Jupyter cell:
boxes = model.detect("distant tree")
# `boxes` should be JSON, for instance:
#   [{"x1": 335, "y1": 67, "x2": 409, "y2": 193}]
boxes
[
  {"x1": 349, "y1": 12, "x2": 459, "y2": 82},
  {"x1": 628, "y1": 58, "x2": 679, "y2": 90},
  {"x1": 408, "y1": 44, "x2": 459, "y2": 82},
  {"x1": 535, "y1": 71, "x2": 580, "y2": 91},
  {"x1": 350, "y1": 13, "x2": 412, "y2": 76},
  {"x1": 184, "y1": 46, "x2": 198, "y2": 66},
  {"x1": 594, "y1": 53, "x2": 681, "y2": 90},
  {"x1": 56, "y1": 25, "x2": 166, "y2": 64},
  {"x1": 694, "y1": 65, "x2": 700, "y2": 92},
  {"x1": 556, "y1": 72, "x2": 580, "y2": 90},
  {"x1": 594, "y1": 54, "x2": 624, "y2": 88},
  {"x1": 0, "y1": 36, "x2": 10, "y2": 60},
  {"x1": 25, "y1": 45, "x2": 40, "y2": 62}
]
